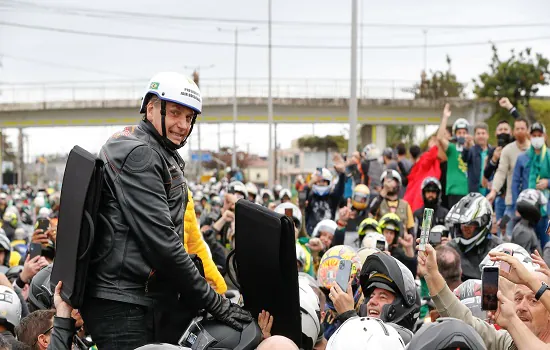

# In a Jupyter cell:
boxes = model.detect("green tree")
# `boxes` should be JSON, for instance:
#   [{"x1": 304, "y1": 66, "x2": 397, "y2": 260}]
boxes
[
  {"x1": 412, "y1": 56, "x2": 465, "y2": 99},
  {"x1": 473, "y1": 45, "x2": 549, "y2": 117},
  {"x1": 297, "y1": 135, "x2": 348, "y2": 152},
  {"x1": 386, "y1": 125, "x2": 415, "y2": 147}
]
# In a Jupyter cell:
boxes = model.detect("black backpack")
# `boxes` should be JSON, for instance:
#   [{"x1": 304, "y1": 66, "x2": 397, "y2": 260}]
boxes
[{"x1": 50, "y1": 146, "x2": 104, "y2": 309}]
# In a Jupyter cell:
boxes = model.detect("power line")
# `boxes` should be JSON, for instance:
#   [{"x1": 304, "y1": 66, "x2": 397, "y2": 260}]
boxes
[
  {"x1": 3, "y1": 0, "x2": 550, "y2": 30},
  {"x1": 2, "y1": 21, "x2": 550, "y2": 50},
  {"x1": 0, "y1": 52, "x2": 136, "y2": 77}
]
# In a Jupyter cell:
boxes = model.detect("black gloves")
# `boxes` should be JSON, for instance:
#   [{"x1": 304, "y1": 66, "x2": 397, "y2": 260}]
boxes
[{"x1": 209, "y1": 297, "x2": 253, "y2": 331}]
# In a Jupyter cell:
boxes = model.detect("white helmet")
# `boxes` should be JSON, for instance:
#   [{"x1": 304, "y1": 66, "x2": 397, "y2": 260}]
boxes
[
  {"x1": 139, "y1": 72, "x2": 202, "y2": 114},
  {"x1": 38, "y1": 207, "x2": 52, "y2": 219},
  {"x1": 299, "y1": 278, "x2": 321, "y2": 350},
  {"x1": 33, "y1": 196, "x2": 45, "y2": 208},
  {"x1": 274, "y1": 202, "x2": 302, "y2": 228},
  {"x1": 260, "y1": 189, "x2": 275, "y2": 202},
  {"x1": 139, "y1": 72, "x2": 202, "y2": 148},
  {"x1": 312, "y1": 168, "x2": 333, "y2": 197},
  {"x1": 279, "y1": 188, "x2": 292, "y2": 201},
  {"x1": 326, "y1": 317, "x2": 405, "y2": 350},
  {"x1": 228, "y1": 181, "x2": 248, "y2": 199},
  {"x1": 312, "y1": 219, "x2": 337, "y2": 238},
  {"x1": 245, "y1": 182, "x2": 258, "y2": 196},
  {"x1": 193, "y1": 191, "x2": 205, "y2": 202},
  {"x1": 380, "y1": 169, "x2": 402, "y2": 186},
  {"x1": 446, "y1": 193, "x2": 493, "y2": 250},
  {"x1": 362, "y1": 232, "x2": 388, "y2": 251},
  {"x1": 452, "y1": 118, "x2": 470, "y2": 135},
  {"x1": 479, "y1": 242, "x2": 539, "y2": 272},
  {"x1": 0, "y1": 286, "x2": 22, "y2": 329},
  {"x1": 209, "y1": 177, "x2": 217, "y2": 184},
  {"x1": 363, "y1": 144, "x2": 380, "y2": 161}
]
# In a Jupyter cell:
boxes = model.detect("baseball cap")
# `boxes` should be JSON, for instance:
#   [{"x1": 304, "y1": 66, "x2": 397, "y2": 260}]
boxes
[{"x1": 530, "y1": 122, "x2": 546, "y2": 134}]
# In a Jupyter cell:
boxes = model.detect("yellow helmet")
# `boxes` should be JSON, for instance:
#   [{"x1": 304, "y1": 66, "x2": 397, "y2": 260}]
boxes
[
  {"x1": 351, "y1": 184, "x2": 370, "y2": 210},
  {"x1": 357, "y1": 218, "x2": 380, "y2": 237},
  {"x1": 378, "y1": 213, "x2": 401, "y2": 233}
]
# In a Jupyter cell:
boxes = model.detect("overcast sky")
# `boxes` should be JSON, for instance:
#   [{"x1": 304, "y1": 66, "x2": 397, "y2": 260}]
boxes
[{"x1": 1, "y1": 0, "x2": 550, "y2": 160}]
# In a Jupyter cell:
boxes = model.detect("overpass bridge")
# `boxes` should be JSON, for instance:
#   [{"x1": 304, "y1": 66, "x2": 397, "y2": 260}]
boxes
[{"x1": 0, "y1": 78, "x2": 491, "y2": 147}]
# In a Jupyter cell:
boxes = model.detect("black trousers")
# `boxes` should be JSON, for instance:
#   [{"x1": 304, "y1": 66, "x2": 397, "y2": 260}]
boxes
[{"x1": 81, "y1": 296, "x2": 197, "y2": 350}]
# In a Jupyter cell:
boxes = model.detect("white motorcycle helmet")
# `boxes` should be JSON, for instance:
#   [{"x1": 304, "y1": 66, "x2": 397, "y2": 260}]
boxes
[
  {"x1": 274, "y1": 202, "x2": 302, "y2": 229},
  {"x1": 279, "y1": 188, "x2": 292, "y2": 202},
  {"x1": 446, "y1": 193, "x2": 493, "y2": 251},
  {"x1": 299, "y1": 278, "x2": 321, "y2": 350},
  {"x1": 139, "y1": 72, "x2": 202, "y2": 149},
  {"x1": 479, "y1": 242, "x2": 538, "y2": 272},
  {"x1": 327, "y1": 317, "x2": 405, "y2": 350},
  {"x1": 0, "y1": 286, "x2": 22, "y2": 331},
  {"x1": 452, "y1": 118, "x2": 470, "y2": 135},
  {"x1": 362, "y1": 231, "x2": 388, "y2": 251},
  {"x1": 312, "y1": 219, "x2": 337, "y2": 238},
  {"x1": 228, "y1": 181, "x2": 248, "y2": 199},
  {"x1": 245, "y1": 182, "x2": 258, "y2": 197},
  {"x1": 312, "y1": 168, "x2": 333, "y2": 197}
]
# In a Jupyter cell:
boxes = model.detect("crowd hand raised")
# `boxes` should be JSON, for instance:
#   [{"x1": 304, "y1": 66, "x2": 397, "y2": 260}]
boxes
[
  {"x1": 531, "y1": 250, "x2": 550, "y2": 277},
  {"x1": 258, "y1": 310, "x2": 274, "y2": 340},
  {"x1": 32, "y1": 229, "x2": 50, "y2": 245},
  {"x1": 338, "y1": 199, "x2": 353, "y2": 222},
  {"x1": 489, "y1": 252, "x2": 537, "y2": 287},
  {"x1": 307, "y1": 238, "x2": 324, "y2": 253},
  {"x1": 487, "y1": 291, "x2": 516, "y2": 329},
  {"x1": 330, "y1": 281, "x2": 355, "y2": 315},
  {"x1": 499, "y1": 97, "x2": 513, "y2": 110},
  {"x1": 21, "y1": 255, "x2": 49, "y2": 283},
  {"x1": 54, "y1": 281, "x2": 73, "y2": 318},
  {"x1": 333, "y1": 153, "x2": 346, "y2": 173},
  {"x1": 416, "y1": 239, "x2": 438, "y2": 278},
  {"x1": 222, "y1": 210, "x2": 235, "y2": 223},
  {"x1": 442, "y1": 103, "x2": 452, "y2": 119}
]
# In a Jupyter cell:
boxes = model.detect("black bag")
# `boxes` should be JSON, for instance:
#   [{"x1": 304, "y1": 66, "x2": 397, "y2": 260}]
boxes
[
  {"x1": 50, "y1": 146, "x2": 104, "y2": 309},
  {"x1": 234, "y1": 199, "x2": 301, "y2": 347}
]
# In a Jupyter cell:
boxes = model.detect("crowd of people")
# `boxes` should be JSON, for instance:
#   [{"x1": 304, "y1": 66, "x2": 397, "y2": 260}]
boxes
[{"x1": 0, "y1": 70, "x2": 548, "y2": 350}]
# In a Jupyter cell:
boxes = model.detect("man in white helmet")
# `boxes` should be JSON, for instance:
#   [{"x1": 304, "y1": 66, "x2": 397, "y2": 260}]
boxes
[
  {"x1": 436, "y1": 103, "x2": 470, "y2": 209},
  {"x1": 82, "y1": 72, "x2": 252, "y2": 349}
]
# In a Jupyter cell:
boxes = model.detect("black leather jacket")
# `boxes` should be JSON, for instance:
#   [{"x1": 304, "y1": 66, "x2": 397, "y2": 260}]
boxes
[
  {"x1": 87, "y1": 120, "x2": 223, "y2": 311},
  {"x1": 447, "y1": 235, "x2": 503, "y2": 281}
]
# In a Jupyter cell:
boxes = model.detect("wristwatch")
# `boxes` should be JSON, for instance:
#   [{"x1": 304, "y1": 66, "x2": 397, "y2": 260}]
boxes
[{"x1": 536, "y1": 282, "x2": 549, "y2": 300}]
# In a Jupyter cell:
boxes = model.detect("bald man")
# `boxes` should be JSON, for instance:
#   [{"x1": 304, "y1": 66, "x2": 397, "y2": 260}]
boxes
[
  {"x1": 422, "y1": 243, "x2": 550, "y2": 350},
  {"x1": 257, "y1": 336, "x2": 299, "y2": 350}
]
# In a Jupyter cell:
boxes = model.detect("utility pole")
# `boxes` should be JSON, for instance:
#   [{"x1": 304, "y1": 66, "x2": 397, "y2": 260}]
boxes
[
  {"x1": 267, "y1": 0, "x2": 274, "y2": 188},
  {"x1": 218, "y1": 26, "x2": 257, "y2": 170},
  {"x1": 348, "y1": 0, "x2": 359, "y2": 156},
  {"x1": 359, "y1": 0, "x2": 364, "y2": 99},
  {"x1": 184, "y1": 65, "x2": 214, "y2": 181},
  {"x1": 17, "y1": 128, "x2": 23, "y2": 187}
]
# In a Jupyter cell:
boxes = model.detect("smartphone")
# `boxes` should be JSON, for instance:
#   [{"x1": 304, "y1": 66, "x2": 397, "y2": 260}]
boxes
[
  {"x1": 419, "y1": 208, "x2": 434, "y2": 251},
  {"x1": 481, "y1": 266, "x2": 499, "y2": 311},
  {"x1": 335, "y1": 260, "x2": 352, "y2": 293},
  {"x1": 500, "y1": 215, "x2": 511, "y2": 231},
  {"x1": 285, "y1": 208, "x2": 293, "y2": 217},
  {"x1": 500, "y1": 248, "x2": 513, "y2": 273},
  {"x1": 429, "y1": 230, "x2": 442, "y2": 246},
  {"x1": 29, "y1": 243, "x2": 42, "y2": 260},
  {"x1": 376, "y1": 239, "x2": 386, "y2": 251},
  {"x1": 35, "y1": 218, "x2": 50, "y2": 232}
]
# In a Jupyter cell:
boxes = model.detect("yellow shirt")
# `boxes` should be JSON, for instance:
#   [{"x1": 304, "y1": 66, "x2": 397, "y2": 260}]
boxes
[{"x1": 184, "y1": 190, "x2": 227, "y2": 294}]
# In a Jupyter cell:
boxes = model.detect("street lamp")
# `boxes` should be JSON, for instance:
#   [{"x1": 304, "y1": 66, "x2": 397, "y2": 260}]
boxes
[{"x1": 217, "y1": 26, "x2": 258, "y2": 170}]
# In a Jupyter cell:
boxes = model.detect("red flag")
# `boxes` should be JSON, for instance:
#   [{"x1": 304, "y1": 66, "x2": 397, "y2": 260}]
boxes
[{"x1": 404, "y1": 146, "x2": 441, "y2": 212}]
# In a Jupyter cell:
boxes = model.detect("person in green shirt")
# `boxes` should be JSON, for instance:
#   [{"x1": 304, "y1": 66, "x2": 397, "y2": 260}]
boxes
[{"x1": 437, "y1": 103, "x2": 470, "y2": 209}]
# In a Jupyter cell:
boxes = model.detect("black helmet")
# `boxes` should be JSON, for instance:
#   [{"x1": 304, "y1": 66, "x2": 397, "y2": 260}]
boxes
[
  {"x1": 28, "y1": 264, "x2": 53, "y2": 312},
  {"x1": 360, "y1": 252, "x2": 420, "y2": 331},
  {"x1": 5, "y1": 265, "x2": 23, "y2": 283},
  {"x1": 407, "y1": 317, "x2": 486, "y2": 350},
  {"x1": 421, "y1": 177, "x2": 441, "y2": 208},
  {"x1": 179, "y1": 317, "x2": 262, "y2": 350},
  {"x1": 517, "y1": 189, "x2": 547, "y2": 224}
]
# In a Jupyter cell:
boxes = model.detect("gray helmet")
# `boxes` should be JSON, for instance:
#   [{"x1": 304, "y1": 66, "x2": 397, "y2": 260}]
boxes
[
  {"x1": 0, "y1": 286, "x2": 22, "y2": 330},
  {"x1": 28, "y1": 264, "x2": 53, "y2": 312},
  {"x1": 0, "y1": 234, "x2": 11, "y2": 267},
  {"x1": 407, "y1": 317, "x2": 486, "y2": 350}
]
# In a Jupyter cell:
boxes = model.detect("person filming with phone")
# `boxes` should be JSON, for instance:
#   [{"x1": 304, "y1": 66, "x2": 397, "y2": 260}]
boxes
[{"x1": 81, "y1": 72, "x2": 252, "y2": 349}]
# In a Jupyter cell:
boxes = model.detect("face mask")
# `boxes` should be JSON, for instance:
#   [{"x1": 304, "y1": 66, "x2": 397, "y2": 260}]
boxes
[
  {"x1": 312, "y1": 185, "x2": 330, "y2": 197},
  {"x1": 531, "y1": 137, "x2": 545, "y2": 149},
  {"x1": 456, "y1": 137, "x2": 466, "y2": 145}
]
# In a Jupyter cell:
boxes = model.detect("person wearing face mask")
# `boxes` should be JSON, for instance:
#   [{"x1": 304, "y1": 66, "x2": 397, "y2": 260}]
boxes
[
  {"x1": 436, "y1": 104, "x2": 470, "y2": 210},
  {"x1": 512, "y1": 122, "x2": 550, "y2": 247},
  {"x1": 484, "y1": 118, "x2": 513, "y2": 236},
  {"x1": 487, "y1": 98, "x2": 531, "y2": 237}
]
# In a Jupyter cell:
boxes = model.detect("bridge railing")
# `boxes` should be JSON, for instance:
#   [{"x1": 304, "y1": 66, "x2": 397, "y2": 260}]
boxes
[{"x1": 0, "y1": 78, "x2": 474, "y2": 104}]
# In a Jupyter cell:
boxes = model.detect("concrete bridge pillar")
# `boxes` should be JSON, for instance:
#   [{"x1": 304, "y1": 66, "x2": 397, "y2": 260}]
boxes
[{"x1": 360, "y1": 125, "x2": 387, "y2": 151}]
